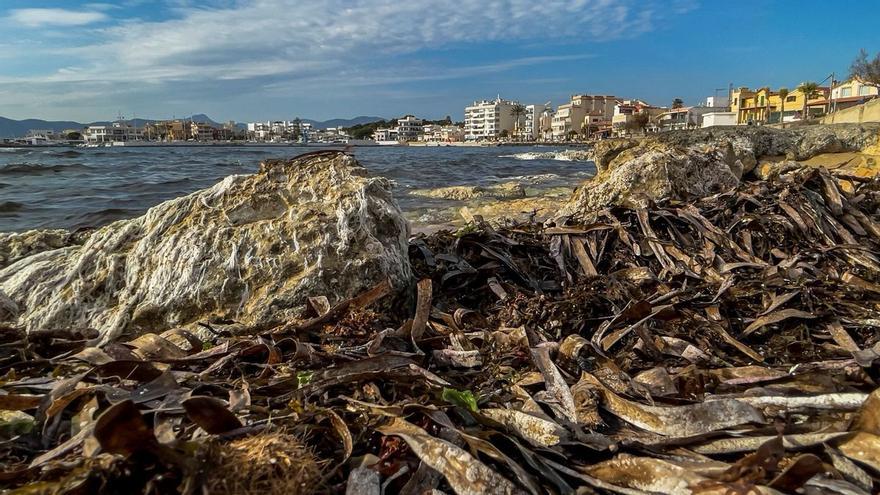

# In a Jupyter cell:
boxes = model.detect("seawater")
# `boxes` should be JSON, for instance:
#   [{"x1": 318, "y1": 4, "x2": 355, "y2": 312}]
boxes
[{"x1": 0, "y1": 145, "x2": 595, "y2": 232}]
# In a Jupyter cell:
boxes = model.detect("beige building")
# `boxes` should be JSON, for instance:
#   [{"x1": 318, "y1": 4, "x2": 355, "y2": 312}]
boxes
[
  {"x1": 551, "y1": 94, "x2": 618, "y2": 140},
  {"x1": 827, "y1": 77, "x2": 879, "y2": 112}
]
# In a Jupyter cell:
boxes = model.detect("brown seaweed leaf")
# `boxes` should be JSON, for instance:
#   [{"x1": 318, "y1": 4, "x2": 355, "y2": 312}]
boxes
[
  {"x1": 578, "y1": 372, "x2": 766, "y2": 437},
  {"x1": 182, "y1": 396, "x2": 243, "y2": 434},
  {"x1": 377, "y1": 417, "x2": 524, "y2": 495}
]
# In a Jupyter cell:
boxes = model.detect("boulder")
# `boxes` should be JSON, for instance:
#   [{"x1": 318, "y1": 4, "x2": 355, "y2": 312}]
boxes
[
  {"x1": 558, "y1": 142, "x2": 739, "y2": 220},
  {"x1": 0, "y1": 151, "x2": 411, "y2": 344}
]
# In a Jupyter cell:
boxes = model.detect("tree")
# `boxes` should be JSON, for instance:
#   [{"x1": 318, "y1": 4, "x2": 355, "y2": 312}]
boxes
[
  {"x1": 671, "y1": 98, "x2": 684, "y2": 109},
  {"x1": 567, "y1": 129, "x2": 579, "y2": 141},
  {"x1": 509, "y1": 104, "x2": 527, "y2": 141},
  {"x1": 777, "y1": 88, "x2": 789, "y2": 127},
  {"x1": 624, "y1": 112, "x2": 650, "y2": 135},
  {"x1": 796, "y1": 81, "x2": 820, "y2": 120},
  {"x1": 849, "y1": 48, "x2": 880, "y2": 84}
]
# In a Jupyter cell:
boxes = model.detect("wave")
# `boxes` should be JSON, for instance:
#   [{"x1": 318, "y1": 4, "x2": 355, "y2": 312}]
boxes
[
  {"x1": 500, "y1": 150, "x2": 592, "y2": 161},
  {"x1": 0, "y1": 162, "x2": 92, "y2": 176},
  {"x1": 68, "y1": 207, "x2": 141, "y2": 229},
  {"x1": 45, "y1": 150, "x2": 82, "y2": 158},
  {"x1": 0, "y1": 201, "x2": 24, "y2": 213}
]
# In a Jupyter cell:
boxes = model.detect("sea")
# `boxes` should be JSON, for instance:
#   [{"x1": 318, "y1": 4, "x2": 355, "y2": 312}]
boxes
[{"x1": 0, "y1": 145, "x2": 596, "y2": 232}]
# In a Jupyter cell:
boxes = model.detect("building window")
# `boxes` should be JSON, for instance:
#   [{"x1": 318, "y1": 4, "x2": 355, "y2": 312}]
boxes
[
  {"x1": 786, "y1": 96, "x2": 796, "y2": 102},
  {"x1": 859, "y1": 86, "x2": 873, "y2": 96},
  {"x1": 840, "y1": 87, "x2": 852, "y2": 97}
]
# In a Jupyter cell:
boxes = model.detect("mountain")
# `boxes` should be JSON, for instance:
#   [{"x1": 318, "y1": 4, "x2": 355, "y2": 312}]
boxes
[
  {"x1": 301, "y1": 116, "x2": 385, "y2": 129},
  {"x1": 0, "y1": 117, "x2": 87, "y2": 138},
  {"x1": 0, "y1": 114, "x2": 386, "y2": 137}
]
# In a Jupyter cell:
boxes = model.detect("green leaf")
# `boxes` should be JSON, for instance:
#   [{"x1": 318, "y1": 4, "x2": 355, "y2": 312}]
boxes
[
  {"x1": 296, "y1": 371, "x2": 314, "y2": 388},
  {"x1": 442, "y1": 387, "x2": 478, "y2": 412}
]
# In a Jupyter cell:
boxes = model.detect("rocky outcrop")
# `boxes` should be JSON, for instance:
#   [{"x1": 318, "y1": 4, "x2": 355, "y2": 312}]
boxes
[
  {"x1": 558, "y1": 143, "x2": 740, "y2": 218},
  {"x1": 561, "y1": 124, "x2": 880, "y2": 220},
  {"x1": 0, "y1": 151, "x2": 411, "y2": 344}
]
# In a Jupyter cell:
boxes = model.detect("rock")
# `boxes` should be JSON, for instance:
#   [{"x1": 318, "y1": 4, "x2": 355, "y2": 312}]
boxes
[
  {"x1": 590, "y1": 139, "x2": 639, "y2": 173},
  {"x1": 0, "y1": 151, "x2": 411, "y2": 343},
  {"x1": 0, "y1": 290, "x2": 17, "y2": 322},
  {"x1": 0, "y1": 229, "x2": 86, "y2": 269},
  {"x1": 410, "y1": 181, "x2": 526, "y2": 201},
  {"x1": 560, "y1": 124, "x2": 880, "y2": 220},
  {"x1": 558, "y1": 143, "x2": 739, "y2": 220}
]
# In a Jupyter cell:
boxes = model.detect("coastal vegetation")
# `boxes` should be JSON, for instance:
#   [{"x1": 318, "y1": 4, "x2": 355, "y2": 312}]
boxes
[
  {"x1": 797, "y1": 81, "x2": 821, "y2": 119},
  {"x1": 850, "y1": 48, "x2": 880, "y2": 84}
]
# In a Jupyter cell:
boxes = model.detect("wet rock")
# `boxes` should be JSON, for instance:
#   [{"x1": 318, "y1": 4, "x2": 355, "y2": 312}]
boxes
[
  {"x1": 0, "y1": 151, "x2": 411, "y2": 343},
  {"x1": 410, "y1": 181, "x2": 526, "y2": 201}
]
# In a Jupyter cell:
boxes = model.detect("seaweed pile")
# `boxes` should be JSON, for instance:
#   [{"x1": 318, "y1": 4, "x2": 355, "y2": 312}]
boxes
[{"x1": 3, "y1": 166, "x2": 880, "y2": 494}]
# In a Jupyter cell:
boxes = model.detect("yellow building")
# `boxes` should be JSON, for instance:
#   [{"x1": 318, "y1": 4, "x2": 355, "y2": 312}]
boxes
[{"x1": 731, "y1": 86, "x2": 830, "y2": 124}]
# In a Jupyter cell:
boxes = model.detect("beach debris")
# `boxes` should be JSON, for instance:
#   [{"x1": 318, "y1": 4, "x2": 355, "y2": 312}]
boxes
[{"x1": 2, "y1": 164, "x2": 880, "y2": 493}]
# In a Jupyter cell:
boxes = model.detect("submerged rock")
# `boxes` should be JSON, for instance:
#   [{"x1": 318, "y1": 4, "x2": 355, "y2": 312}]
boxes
[
  {"x1": 410, "y1": 181, "x2": 526, "y2": 201},
  {"x1": 0, "y1": 151, "x2": 411, "y2": 343}
]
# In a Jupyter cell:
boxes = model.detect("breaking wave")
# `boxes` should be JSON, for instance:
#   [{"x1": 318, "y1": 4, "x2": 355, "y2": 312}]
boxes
[{"x1": 500, "y1": 150, "x2": 592, "y2": 161}]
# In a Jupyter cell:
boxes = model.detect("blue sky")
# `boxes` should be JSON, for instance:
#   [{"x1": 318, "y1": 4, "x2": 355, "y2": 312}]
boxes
[{"x1": 0, "y1": 0, "x2": 877, "y2": 122}]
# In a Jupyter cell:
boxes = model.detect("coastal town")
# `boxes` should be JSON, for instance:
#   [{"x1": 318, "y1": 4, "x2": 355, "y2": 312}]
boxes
[{"x1": 7, "y1": 75, "x2": 880, "y2": 148}]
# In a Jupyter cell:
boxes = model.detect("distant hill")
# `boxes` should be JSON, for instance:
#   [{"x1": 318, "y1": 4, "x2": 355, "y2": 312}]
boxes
[
  {"x1": 301, "y1": 116, "x2": 384, "y2": 129},
  {"x1": 0, "y1": 114, "x2": 386, "y2": 137}
]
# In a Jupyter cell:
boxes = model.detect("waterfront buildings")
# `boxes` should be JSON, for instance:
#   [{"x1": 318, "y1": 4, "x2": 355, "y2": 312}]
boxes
[
  {"x1": 519, "y1": 104, "x2": 546, "y2": 141},
  {"x1": 396, "y1": 115, "x2": 423, "y2": 141},
  {"x1": 658, "y1": 106, "x2": 727, "y2": 130},
  {"x1": 419, "y1": 124, "x2": 465, "y2": 142},
  {"x1": 611, "y1": 100, "x2": 665, "y2": 137},
  {"x1": 464, "y1": 97, "x2": 518, "y2": 140},
  {"x1": 85, "y1": 122, "x2": 140, "y2": 144},
  {"x1": 551, "y1": 94, "x2": 618, "y2": 140},
  {"x1": 246, "y1": 120, "x2": 302, "y2": 141},
  {"x1": 373, "y1": 128, "x2": 399, "y2": 142},
  {"x1": 826, "y1": 77, "x2": 879, "y2": 112},
  {"x1": 730, "y1": 86, "x2": 830, "y2": 124}
]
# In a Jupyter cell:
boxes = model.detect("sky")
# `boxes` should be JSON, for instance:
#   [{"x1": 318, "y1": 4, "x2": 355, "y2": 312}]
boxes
[{"x1": 0, "y1": 0, "x2": 878, "y2": 123}]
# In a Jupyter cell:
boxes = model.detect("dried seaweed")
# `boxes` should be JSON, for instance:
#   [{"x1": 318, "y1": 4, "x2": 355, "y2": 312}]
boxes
[{"x1": 3, "y1": 166, "x2": 880, "y2": 494}]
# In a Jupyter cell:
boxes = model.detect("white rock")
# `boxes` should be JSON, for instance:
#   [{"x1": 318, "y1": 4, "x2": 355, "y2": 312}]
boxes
[{"x1": 0, "y1": 151, "x2": 411, "y2": 344}]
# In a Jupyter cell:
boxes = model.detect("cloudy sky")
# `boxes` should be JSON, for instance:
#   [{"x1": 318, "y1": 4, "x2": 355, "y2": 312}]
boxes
[{"x1": 0, "y1": 0, "x2": 877, "y2": 122}]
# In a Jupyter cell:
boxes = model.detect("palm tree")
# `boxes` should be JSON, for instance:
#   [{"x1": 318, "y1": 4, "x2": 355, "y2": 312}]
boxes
[
  {"x1": 777, "y1": 88, "x2": 789, "y2": 127},
  {"x1": 796, "y1": 82, "x2": 820, "y2": 121},
  {"x1": 509, "y1": 104, "x2": 527, "y2": 141}
]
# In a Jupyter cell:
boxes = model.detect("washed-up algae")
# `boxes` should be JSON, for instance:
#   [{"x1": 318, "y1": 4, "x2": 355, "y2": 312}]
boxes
[{"x1": 2, "y1": 165, "x2": 880, "y2": 494}]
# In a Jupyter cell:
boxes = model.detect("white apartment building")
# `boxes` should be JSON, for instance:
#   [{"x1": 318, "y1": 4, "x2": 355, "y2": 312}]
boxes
[
  {"x1": 247, "y1": 120, "x2": 302, "y2": 141},
  {"x1": 396, "y1": 115, "x2": 423, "y2": 141},
  {"x1": 464, "y1": 97, "x2": 518, "y2": 140},
  {"x1": 373, "y1": 128, "x2": 399, "y2": 142},
  {"x1": 520, "y1": 104, "x2": 546, "y2": 141},
  {"x1": 85, "y1": 122, "x2": 139, "y2": 144}
]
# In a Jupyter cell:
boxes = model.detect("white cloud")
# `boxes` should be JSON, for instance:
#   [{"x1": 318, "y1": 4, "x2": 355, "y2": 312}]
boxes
[
  {"x1": 0, "y1": 0, "x2": 695, "y2": 119},
  {"x1": 9, "y1": 8, "x2": 108, "y2": 27}
]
